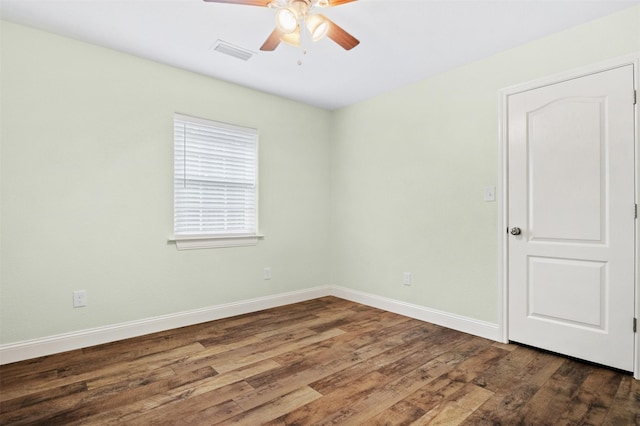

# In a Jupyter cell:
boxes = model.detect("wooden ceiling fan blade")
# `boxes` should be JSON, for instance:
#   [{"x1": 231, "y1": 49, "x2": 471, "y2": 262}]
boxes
[
  {"x1": 203, "y1": 0, "x2": 272, "y2": 7},
  {"x1": 327, "y1": 0, "x2": 357, "y2": 6},
  {"x1": 260, "y1": 28, "x2": 284, "y2": 51},
  {"x1": 320, "y1": 15, "x2": 359, "y2": 50}
]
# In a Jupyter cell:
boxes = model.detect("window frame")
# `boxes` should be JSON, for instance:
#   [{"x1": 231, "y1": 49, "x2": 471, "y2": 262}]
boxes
[{"x1": 170, "y1": 113, "x2": 261, "y2": 250}]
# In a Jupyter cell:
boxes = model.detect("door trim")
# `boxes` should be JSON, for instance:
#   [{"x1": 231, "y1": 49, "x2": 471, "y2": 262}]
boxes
[{"x1": 497, "y1": 53, "x2": 640, "y2": 379}]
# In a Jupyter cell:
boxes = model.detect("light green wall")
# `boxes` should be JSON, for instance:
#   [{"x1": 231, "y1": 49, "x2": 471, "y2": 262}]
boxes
[
  {"x1": 0, "y1": 21, "x2": 331, "y2": 344},
  {"x1": 1, "y1": 5, "x2": 639, "y2": 345},
  {"x1": 329, "y1": 6, "x2": 640, "y2": 323}
]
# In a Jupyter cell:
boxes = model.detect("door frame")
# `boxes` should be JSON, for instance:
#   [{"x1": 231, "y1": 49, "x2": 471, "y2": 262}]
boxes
[{"x1": 497, "y1": 53, "x2": 640, "y2": 379}]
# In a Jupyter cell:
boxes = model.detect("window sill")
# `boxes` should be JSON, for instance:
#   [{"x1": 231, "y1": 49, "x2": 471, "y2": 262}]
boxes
[{"x1": 168, "y1": 234, "x2": 263, "y2": 250}]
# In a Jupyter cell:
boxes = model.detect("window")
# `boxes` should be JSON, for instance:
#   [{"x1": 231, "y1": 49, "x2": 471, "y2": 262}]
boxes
[{"x1": 172, "y1": 113, "x2": 259, "y2": 249}]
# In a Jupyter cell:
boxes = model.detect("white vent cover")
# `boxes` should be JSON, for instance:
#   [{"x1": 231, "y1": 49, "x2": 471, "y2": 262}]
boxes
[{"x1": 211, "y1": 40, "x2": 255, "y2": 61}]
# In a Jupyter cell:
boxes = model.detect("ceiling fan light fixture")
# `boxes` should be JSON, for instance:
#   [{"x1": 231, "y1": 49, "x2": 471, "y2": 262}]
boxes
[
  {"x1": 275, "y1": 7, "x2": 298, "y2": 33},
  {"x1": 306, "y1": 14, "x2": 329, "y2": 41},
  {"x1": 280, "y1": 28, "x2": 301, "y2": 47}
]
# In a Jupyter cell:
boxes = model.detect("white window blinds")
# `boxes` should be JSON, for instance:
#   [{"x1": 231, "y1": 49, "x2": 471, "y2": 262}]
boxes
[{"x1": 174, "y1": 114, "x2": 257, "y2": 237}]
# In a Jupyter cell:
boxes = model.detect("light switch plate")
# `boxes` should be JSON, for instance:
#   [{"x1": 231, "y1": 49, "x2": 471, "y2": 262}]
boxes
[{"x1": 484, "y1": 186, "x2": 496, "y2": 202}]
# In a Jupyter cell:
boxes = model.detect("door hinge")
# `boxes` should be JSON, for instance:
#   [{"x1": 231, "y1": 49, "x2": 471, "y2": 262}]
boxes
[
  {"x1": 635, "y1": 204, "x2": 638, "y2": 219},
  {"x1": 634, "y1": 90, "x2": 637, "y2": 105},
  {"x1": 634, "y1": 318, "x2": 637, "y2": 333}
]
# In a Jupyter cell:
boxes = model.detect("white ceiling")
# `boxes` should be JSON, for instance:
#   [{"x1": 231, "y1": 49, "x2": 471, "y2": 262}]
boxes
[{"x1": 1, "y1": 0, "x2": 638, "y2": 110}]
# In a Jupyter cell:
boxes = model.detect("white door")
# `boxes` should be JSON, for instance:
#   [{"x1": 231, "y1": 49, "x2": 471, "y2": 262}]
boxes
[{"x1": 507, "y1": 65, "x2": 636, "y2": 371}]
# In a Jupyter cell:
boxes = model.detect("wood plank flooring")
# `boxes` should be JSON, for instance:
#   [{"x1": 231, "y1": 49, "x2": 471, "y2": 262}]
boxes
[{"x1": 1, "y1": 296, "x2": 639, "y2": 425}]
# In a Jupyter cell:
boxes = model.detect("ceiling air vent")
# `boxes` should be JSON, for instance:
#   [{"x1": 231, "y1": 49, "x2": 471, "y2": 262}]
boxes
[{"x1": 211, "y1": 40, "x2": 255, "y2": 61}]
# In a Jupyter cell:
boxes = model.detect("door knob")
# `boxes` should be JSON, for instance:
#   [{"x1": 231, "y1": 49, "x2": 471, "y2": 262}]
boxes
[{"x1": 510, "y1": 227, "x2": 522, "y2": 235}]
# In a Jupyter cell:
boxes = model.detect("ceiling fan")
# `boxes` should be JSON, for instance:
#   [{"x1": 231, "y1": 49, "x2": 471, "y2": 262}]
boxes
[{"x1": 203, "y1": 0, "x2": 360, "y2": 52}]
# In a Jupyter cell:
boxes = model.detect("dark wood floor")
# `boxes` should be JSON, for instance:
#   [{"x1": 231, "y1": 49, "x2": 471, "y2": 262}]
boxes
[{"x1": 1, "y1": 297, "x2": 638, "y2": 425}]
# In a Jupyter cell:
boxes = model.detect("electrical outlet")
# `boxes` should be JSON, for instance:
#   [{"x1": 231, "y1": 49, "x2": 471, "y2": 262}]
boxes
[
  {"x1": 263, "y1": 267, "x2": 272, "y2": 280},
  {"x1": 402, "y1": 272, "x2": 412, "y2": 286},
  {"x1": 73, "y1": 290, "x2": 87, "y2": 308}
]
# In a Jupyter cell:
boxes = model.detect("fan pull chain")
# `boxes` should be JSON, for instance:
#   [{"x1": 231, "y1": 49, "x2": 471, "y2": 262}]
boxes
[
  {"x1": 297, "y1": 49, "x2": 307, "y2": 66},
  {"x1": 297, "y1": 15, "x2": 308, "y2": 65}
]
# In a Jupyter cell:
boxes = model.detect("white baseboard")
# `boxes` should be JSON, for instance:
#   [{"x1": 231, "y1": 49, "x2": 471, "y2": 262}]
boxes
[
  {"x1": 331, "y1": 286, "x2": 501, "y2": 341},
  {"x1": 0, "y1": 286, "x2": 332, "y2": 365},
  {"x1": 0, "y1": 285, "x2": 500, "y2": 365}
]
